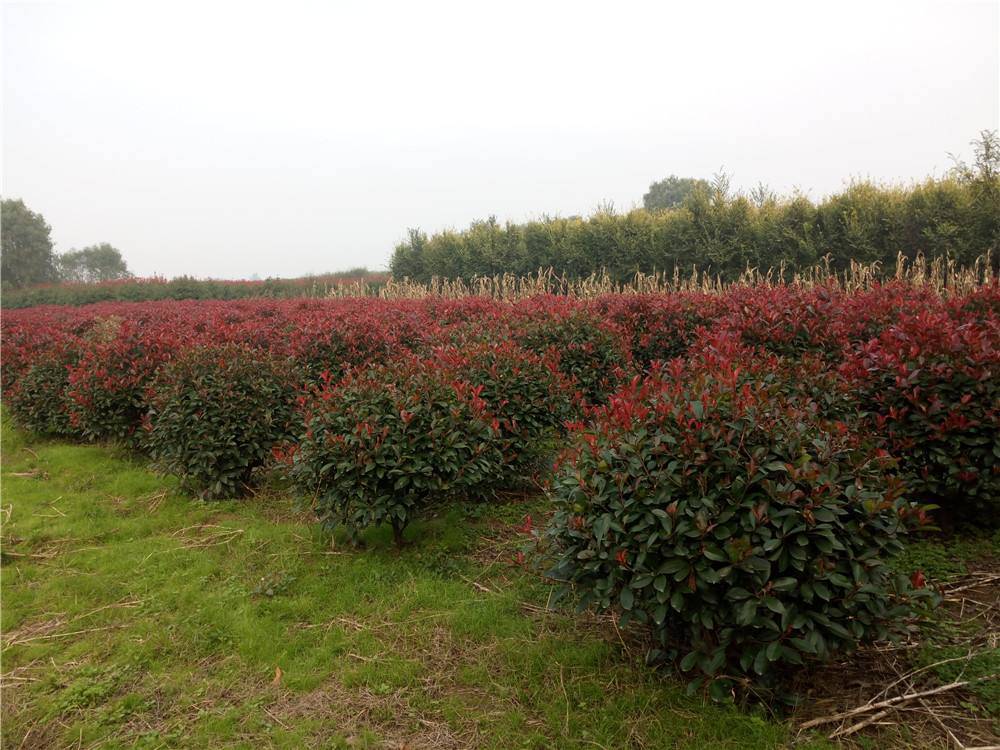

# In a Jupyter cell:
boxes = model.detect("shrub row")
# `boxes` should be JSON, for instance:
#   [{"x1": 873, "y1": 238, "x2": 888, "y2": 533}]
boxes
[
  {"x1": 3, "y1": 283, "x2": 996, "y2": 691},
  {"x1": 3, "y1": 287, "x2": 997, "y2": 525},
  {"x1": 1, "y1": 271, "x2": 389, "y2": 309}
]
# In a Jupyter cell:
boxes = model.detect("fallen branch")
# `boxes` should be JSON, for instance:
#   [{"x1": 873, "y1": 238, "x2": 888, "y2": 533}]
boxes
[
  {"x1": 829, "y1": 708, "x2": 893, "y2": 738},
  {"x1": 919, "y1": 697, "x2": 965, "y2": 750},
  {"x1": 871, "y1": 652, "x2": 980, "y2": 703},
  {"x1": 944, "y1": 574, "x2": 1000, "y2": 597},
  {"x1": 1, "y1": 551, "x2": 57, "y2": 560},
  {"x1": 799, "y1": 679, "x2": 985, "y2": 730}
]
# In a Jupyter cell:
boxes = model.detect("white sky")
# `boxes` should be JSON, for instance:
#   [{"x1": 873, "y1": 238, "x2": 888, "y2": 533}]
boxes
[{"x1": 3, "y1": 0, "x2": 999, "y2": 279}]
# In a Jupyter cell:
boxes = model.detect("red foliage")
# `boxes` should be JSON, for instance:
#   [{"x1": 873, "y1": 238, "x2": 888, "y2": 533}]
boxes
[
  {"x1": 840, "y1": 304, "x2": 1000, "y2": 521},
  {"x1": 2, "y1": 283, "x2": 996, "y2": 522}
]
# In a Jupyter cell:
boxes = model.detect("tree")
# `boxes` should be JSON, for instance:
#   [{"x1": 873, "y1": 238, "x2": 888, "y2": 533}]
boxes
[
  {"x1": 950, "y1": 130, "x2": 1000, "y2": 268},
  {"x1": 57, "y1": 243, "x2": 131, "y2": 283},
  {"x1": 389, "y1": 228, "x2": 427, "y2": 279},
  {"x1": 642, "y1": 175, "x2": 711, "y2": 211},
  {"x1": 1, "y1": 198, "x2": 59, "y2": 288}
]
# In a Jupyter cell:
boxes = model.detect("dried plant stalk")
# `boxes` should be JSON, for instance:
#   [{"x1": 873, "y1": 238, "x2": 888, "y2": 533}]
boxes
[{"x1": 332, "y1": 251, "x2": 994, "y2": 301}]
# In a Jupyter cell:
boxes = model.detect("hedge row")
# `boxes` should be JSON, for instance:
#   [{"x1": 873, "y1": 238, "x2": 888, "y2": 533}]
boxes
[
  {"x1": 4, "y1": 283, "x2": 997, "y2": 690},
  {"x1": 4, "y1": 287, "x2": 996, "y2": 518},
  {"x1": 391, "y1": 175, "x2": 1000, "y2": 282},
  {"x1": 1, "y1": 271, "x2": 388, "y2": 309}
]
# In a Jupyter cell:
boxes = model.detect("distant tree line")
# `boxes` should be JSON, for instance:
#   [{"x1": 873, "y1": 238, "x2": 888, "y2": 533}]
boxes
[
  {"x1": 0, "y1": 197, "x2": 391, "y2": 308},
  {"x1": 392, "y1": 132, "x2": 1000, "y2": 282},
  {"x1": 1, "y1": 198, "x2": 132, "y2": 289}
]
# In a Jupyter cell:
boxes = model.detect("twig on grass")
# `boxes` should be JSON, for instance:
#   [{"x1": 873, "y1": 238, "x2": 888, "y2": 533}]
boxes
[
  {"x1": 871, "y1": 652, "x2": 981, "y2": 704},
  {"x1": 71, "y1": 596, "x2": 143, "y2": 622},
  {"x1": 3, "y1": 624, "x2": 124, "y2": 650},
  {"x1": 140, "y1": 489, "x2": 169, "y2": 513},
  {"x1": 919, "y1": 697, "x2": 966, "y2": 749},
  {"x1": 459, "y1": 574, "x2": 495, "y2": 594},
  {"x1": 800, "y1": 679, "x2": 988, "y2": 730},
  {"x1": 943, "y1": 574, "x2": 1000, "y2": 597},
  {"x1": 559, "y1": 665, "x2": 570, "y2": 736},
  {"x1": 170, "y1": 524, "x2": 244, "y2": 549},
  {"x1": 263, "y1": 706, "x2": 291, "y2": 730},
  {"x1": 346, "y1": 652, "x2": 377, "y2": 663},
  {"x1": 2, "y1": 550, "x2": 58, "y2": 560},
  {"x1": 829, "y1": 707, "x2": 895, "y2": 738}
]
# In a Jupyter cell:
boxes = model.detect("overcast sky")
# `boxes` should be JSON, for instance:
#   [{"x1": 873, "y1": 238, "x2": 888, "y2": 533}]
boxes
[{"x1": 3, "y1": 1, "x2": 998, "y2": 279}]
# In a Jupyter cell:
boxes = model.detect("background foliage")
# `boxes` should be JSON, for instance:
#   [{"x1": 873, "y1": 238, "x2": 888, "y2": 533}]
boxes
[
  {"x1": 56, "y1": 243, "x2": 131, "y2": 283},
  {"x1": 391, "y1": 133, "x2": 1000, "y2": 283}
]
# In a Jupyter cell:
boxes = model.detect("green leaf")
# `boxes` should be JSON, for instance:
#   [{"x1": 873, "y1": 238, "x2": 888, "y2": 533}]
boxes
[
  {"x1": 766, "y1": 641, "x2": 782, "y2": 662},
  {"x1": 764, "y1": 597, "x2": 785, "y2": 614},
  {"x1": 652, "y1": 605, "x2": 668, "y2": 625},
  {"x1": 680, "y1": 651, "x2": 700, "y2": 672},
  {"x1": 594, "y1": 515, "x2": 611, "y2": 543},
  {"x1": 737, "y1": 598, "x2": 757, "y2": 625},
  {"x1": 753, "y1": 647, "x2": 769, "y2": 675}
]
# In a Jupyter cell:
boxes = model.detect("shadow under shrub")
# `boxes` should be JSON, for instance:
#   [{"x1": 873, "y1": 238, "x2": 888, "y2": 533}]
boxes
[
  {"x1": 145, "y1": 344, "x2": 296, "y2": 499},
  {"x1": 542, "y1": 360, "x2": 935, "y2": 699}
]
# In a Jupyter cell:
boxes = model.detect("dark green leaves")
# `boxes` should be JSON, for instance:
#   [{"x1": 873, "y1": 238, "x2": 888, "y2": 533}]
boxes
[
  {"x1": 620, "y1": 587, "x2": 635, "y2": 610},
  {"x1": 147, "y1": 345, "x2": 296, "y2": 499},
  {"x1": 543, "y1": 350, "x2": 932, "y2": 689}
]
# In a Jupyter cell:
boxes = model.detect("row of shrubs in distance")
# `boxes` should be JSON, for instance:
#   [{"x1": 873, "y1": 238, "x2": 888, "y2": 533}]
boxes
[
  {"x1": 3, "y1": 284, "x2": 998, "y2": 693},
  {"x1": 0, "y1": 270, "x2": 388, "y2": 309}
]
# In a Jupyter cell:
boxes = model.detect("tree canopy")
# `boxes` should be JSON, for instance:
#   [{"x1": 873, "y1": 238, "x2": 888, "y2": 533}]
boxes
[
  {"x1": 57, "y1": 243, "x2": 131, "y2": 283},
  {"x1": 1, "y1": 199, "x2": 59, "y2": 288},
  {"x1": 642, "y1": 175, "x2": 710, "y2": 211}
]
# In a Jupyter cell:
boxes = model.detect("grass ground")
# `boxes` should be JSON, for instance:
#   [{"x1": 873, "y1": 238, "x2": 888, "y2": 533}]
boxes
[{"x1": 1, "y1": 417, "x2": 995, "y2": 749}]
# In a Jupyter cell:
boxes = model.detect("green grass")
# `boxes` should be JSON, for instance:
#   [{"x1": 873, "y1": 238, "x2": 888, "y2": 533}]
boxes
[
  {"x1": 891, "y1": 530, "x2": 999, "y2": 582},
  {"x1": 892, "y1": 529, "x2": 1000, "y2": 720},
  {"x1": 0, "y1": 417, "x2": 832, "y2": 749}
]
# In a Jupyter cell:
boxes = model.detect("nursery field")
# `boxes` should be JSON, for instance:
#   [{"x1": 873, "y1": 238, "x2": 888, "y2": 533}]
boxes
[{"x1": 2, "y1": 278, "x2": 999, "y2": 747}]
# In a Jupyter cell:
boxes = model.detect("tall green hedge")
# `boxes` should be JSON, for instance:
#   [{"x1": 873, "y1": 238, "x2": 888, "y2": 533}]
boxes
[{"x1": 391, "y1": 175, "x2": 1000, "y2": 282}]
